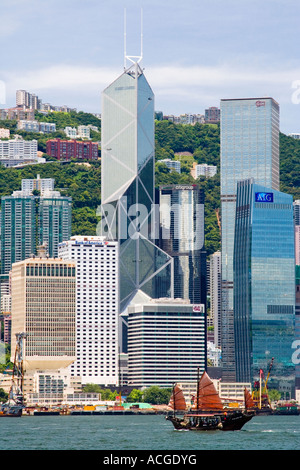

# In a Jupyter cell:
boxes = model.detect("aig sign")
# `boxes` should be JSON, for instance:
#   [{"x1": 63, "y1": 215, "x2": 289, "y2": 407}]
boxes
[{"x1": 255, "y1": 192, "x2": 273, "y2": 202}]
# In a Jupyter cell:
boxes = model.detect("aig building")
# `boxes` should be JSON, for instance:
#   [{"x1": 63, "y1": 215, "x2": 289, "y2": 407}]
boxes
[{"x1": 233, "y1": 178, "x2": 296, "y2": 396}]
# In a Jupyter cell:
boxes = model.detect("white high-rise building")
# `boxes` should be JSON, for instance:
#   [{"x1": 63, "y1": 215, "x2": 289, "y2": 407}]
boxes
[
  {"x1": 58, "y1": 236, "x2": 119, "y2": 386},
  {"x1": 191, "y1": 163, "x2": 217, "y2": 179}
]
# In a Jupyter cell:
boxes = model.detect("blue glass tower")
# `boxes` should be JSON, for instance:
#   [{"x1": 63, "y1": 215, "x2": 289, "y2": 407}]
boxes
[
  {"x1": 220, "y1": 97, "x2": 280, "y2": 380},
  {"x1": 233, "y1": 179, "x2": 295, "y2": 391}
]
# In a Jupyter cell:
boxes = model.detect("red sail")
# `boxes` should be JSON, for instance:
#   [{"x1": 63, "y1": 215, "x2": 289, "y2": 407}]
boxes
[
  {"x1": 193, "y1": 371, "x2": 224, "y2": 411},
  {"x1": 168, "y1": 384, "x2": 187, "y2": 411},
  {"x1": 244, "y1": 388, "x2": 255, "y2": 409}
]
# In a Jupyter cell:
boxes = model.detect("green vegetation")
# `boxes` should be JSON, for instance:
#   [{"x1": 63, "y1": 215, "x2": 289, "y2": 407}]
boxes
[
  {"x1": 0, "y1": 388, "x2": 8, "y2": 403},
  {"x1": 0, "y1": 110, "x2": 101, "y2": 156},
  {"x1": 0, "y1": 343, "x2": 13, "y2": 373},
  {"x1": 268, "y1": 389, "x2": 282, "y2": 402},
  {"x1": 0, "y1": 161, "x2": 101, "y2": 236},
  {"x1": 82, "y1": 384, "x2": 172, "y2": 404},
  {"x1": 35, "y1": 110, "x2": 101, "y2": 130},
  {"x1": 0, "y1": 114, "x2": 299, "y2": 257}
]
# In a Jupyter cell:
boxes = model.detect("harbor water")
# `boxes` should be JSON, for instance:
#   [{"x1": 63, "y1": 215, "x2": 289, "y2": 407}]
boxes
[{"x1": 0, "y1": 414, "x2": 299, "y2": 450}]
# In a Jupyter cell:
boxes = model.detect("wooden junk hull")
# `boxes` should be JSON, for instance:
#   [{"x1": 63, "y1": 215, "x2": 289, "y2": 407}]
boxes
[
  {"x1": 0, "y1": 405, "x2": 23, "y2": 417},
  {"x1": 166, "y1": 410, "x2": 254, "y2": 431}
]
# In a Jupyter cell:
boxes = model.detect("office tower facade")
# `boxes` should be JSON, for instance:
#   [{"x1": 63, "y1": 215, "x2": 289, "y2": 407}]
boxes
[
  {"x1": 58, "y1": 236, "x2": 119, "y2": 386},
  {"x1": 220, "y1": 97, "x2": 280, "y2": 381},
  {"x1": 159, "y1": 184, "x2": 206, "y2": 305},
  {"x1": 209, "y1": 251, "x2": 222, "y2": 348},
  {"x1": 294, "y1": 201, "x2": 300, "y2": 265},
  {"x1": 100, "y1": 61, "x2": 173, "y2": 318},
  {"x1": 11, "y1": 256, "x2": 76, "y2": 371},
  {"x1": 1, "y1": 176, "x2": 72, "y2": 278},
  {"x1": 295, "y1": 266, "x2": 300, "y2": 399},
  {"x1": 233, "y1": 179, "x2": 295, "y2": 391},
  {"x1": 127, "y1": 297, "x2": 206, "y2": 387}
]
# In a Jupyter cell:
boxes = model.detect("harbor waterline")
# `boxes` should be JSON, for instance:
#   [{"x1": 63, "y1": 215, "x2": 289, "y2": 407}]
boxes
[{"x1": 0, "y1": 414, "x2": 298, "y2": 450}]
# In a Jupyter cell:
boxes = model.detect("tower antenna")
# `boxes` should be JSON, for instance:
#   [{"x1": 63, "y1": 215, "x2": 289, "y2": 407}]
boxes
[
  {"x1": 124, "y1": 8, "x2": 127, "y2": 69},
  {"x1": 124, "y1": 7, "x2": 143, "y2": 69}
]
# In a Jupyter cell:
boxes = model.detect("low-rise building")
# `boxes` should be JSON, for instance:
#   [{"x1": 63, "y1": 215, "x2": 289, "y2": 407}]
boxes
[{"x1": 0, "y1": 128, "x2": 10, "y2": 138}]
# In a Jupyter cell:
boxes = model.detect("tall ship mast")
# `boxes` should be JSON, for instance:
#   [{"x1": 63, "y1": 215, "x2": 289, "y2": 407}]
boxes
[{"x1": 0, "y1": 332, "x2": 28, "y2": 417}]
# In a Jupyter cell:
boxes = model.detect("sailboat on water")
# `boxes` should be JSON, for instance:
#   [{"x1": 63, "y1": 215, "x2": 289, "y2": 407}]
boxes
[{"x1": 166, "y1": 370, "x2": 255, "y2": 431}]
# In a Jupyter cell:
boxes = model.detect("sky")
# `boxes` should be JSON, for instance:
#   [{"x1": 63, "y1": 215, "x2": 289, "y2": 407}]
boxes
[{"x1": 1, "y1": 0, "x2": 300, "y2": 134}]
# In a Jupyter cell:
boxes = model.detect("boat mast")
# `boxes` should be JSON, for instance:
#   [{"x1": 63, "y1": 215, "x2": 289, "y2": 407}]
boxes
[
  {"x1": 173, "y1": 383, "x2": 176, "y2": 418},
  {"x1": 259, "y1": 369, "x2": 262, "y2": 409},
  {"x1": 10, "y1": 332, "x2": 28, "y2": 406},
  {"x1": 118, "y1": 347, "x2": 122, "y2": 407},
  {"x1": 196, "y1": 367, "x2": 200, "y2": 410}
]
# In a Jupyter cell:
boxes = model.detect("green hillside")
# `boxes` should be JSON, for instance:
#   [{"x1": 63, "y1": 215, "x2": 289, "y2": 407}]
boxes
[{"x1": 0, "y1": 116, "x2": 299, "y2": 256}]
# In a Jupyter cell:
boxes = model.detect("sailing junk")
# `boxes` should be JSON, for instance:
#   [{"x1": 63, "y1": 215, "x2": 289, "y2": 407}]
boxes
[{"x1": 166, "y1": 371, "x2": 255, "y2": 431}]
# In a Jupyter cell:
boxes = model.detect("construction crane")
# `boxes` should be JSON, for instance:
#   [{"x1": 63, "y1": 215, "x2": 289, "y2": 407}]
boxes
[
  {"x1": 262, "y1": 357, "x2": 274, "y2": 397},
  {"x1": 0, "y1": 332, "x2": 28, "y2": 416},
  {"x1": 252, "y1": 357, "x2": 274, "y2": 410},
  {"x1": 8, "y1": 332, "x2": 28, "y2": 406}
]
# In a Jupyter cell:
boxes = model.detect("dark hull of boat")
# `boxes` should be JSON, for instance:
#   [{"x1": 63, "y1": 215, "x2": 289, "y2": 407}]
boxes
[
  {"x1": 166, "y1": 410, "x2": 254, "y2": 431},
  {"x1": 0, "y1": 406, "x2": 23, "y2": 417}
]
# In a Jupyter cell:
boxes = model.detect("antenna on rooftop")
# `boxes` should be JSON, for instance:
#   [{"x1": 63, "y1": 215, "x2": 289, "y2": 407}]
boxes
[{"x1": 124, "y1": 7, "x2": 143, "y2": 69}]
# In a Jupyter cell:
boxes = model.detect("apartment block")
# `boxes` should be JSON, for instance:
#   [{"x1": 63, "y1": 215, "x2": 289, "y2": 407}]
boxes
[
  {"x1": 191, "y1": 162, "x2": 217, "y2": 179},
  {"x1": 17, "y1": 120, "x2": 56, "y2": 133},
  {"x1": 46, "y1": 138, "x2": 98, "y2": 160},
  {"x1": 0, "y1": 136, "x2": 43, "y2": 167}
]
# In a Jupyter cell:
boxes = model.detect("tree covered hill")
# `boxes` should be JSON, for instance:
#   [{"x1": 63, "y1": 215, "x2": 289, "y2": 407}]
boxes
[{"x1": 0, "y1": 116, "x2": 298, "y2": 256}]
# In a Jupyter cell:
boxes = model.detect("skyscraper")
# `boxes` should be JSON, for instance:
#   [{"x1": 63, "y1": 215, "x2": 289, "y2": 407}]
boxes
[
  {"x1": 294, "y1": 200, "x2": 300, "y2": 265},
  {"x1": 1, "y1": 194, "x2": 36, "y2": 279},
  {"x1": 11, "y1": 255, "x2": 76, "y2": 371},
  {"x1": 233, "y1": 179, "x2": 295, "y2": 392},
  {"x1": 159, "y1": 184, "x2": 206, "y2": 305},
  {"x1": 1, "y1": 176, "x2": 72, "y2": 281},
  {"x1": 220, "y1": 97, "x2": 280, "y2": 380},
  {"x1": 100, "y1": 59, "x2": 173, "y2": 336},
  {"x1": 127, "y1": 297, "x2": 206, "y2": 388},
  {"x1": 58, "y1": 236, "x2": 119, "y2": 386}
]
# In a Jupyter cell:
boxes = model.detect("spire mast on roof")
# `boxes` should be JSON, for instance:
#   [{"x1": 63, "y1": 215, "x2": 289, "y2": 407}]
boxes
[{"x1": 124, "y1": 7, "x2": 143, "y2": 69}]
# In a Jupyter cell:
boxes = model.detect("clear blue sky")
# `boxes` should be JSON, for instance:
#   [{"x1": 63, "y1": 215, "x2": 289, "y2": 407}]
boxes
[{"x1": 1, "y1": 0, "x2": 300, "y2": 133}]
